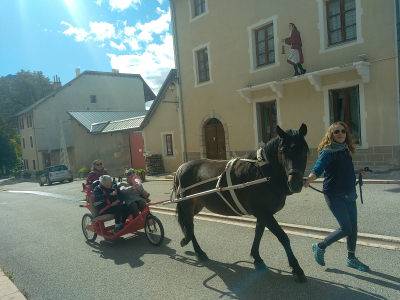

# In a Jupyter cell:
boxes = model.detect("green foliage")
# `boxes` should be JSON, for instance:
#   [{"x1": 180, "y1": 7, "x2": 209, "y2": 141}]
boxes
[
  {"x1": 35, "y1": 170, "x2": 44, "y2": 178},
  {"x1": 13, "y1": 170, "x2": 22, "y2": 178},
  {"x1": 78, "y1": 167, "x2": 90, "y2": 174},
  {"x1": 4, "y1": 270, "x2": 14, "y2": 282},
  {"x1": 22, "y1": 171, "x2": 32, "y2": 179},
  {"x1": 0, "y1": 129, "x2": 19, "y2": 175}
]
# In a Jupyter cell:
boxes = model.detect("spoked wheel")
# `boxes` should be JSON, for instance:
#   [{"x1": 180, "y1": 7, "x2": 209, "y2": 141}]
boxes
[
  {"x1": 82, "y1": 213, "x2": 97, "y2": 242},
  {"x1": 145, "y1": 215, "x2": 164, "y2": 246}
]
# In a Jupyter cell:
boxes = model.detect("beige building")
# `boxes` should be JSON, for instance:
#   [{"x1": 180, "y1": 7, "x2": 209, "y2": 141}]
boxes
[
  {"x1": 145, "y1": 0, "x2": 400, "y2": 173},
  {"x1": 15, "y1": 70, "x2": 155, "y2": 174}
]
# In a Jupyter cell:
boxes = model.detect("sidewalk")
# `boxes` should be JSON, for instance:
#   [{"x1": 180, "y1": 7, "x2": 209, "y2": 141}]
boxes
[{"x1": 0, "y1": 270, "x2": 25, "y2": 300}]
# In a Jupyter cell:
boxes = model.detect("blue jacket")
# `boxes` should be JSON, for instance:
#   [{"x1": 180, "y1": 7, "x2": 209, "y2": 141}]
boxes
[
  {"x1": 93, "y1": 183, "x2": 123, "y2": 212},
  {"x1": 311, "y1": 148, "x2": 356, "y2": 195}
]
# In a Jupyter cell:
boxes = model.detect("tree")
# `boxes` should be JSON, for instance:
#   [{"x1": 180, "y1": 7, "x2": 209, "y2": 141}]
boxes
[
  {"x1": 0, "y1": 129, "x2": 20, "y2": 175},
  {"x1": 0, "y1": 70, "x2": 53, "y2": 174}
]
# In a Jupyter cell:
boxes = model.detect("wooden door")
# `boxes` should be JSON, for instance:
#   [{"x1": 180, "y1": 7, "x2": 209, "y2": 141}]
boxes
[
  {"x1": 129, "y1": 133, "x2": 146, "y2": 168},
  {"x1": 205, "y1": 124, "x2": 226, "y2": 160},
  {"x1": 44, "y1": 153, "x2": 51, "y2": 167}
]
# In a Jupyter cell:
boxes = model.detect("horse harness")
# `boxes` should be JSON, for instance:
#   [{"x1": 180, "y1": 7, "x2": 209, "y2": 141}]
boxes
[{"x1": 172, "y1": 148, "x2": 271, "y2": 216}]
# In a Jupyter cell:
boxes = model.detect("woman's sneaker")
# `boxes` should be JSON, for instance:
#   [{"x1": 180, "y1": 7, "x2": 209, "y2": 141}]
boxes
[
  {"x1": 346, "y1": 257, "x2": 370, "y2": 272},
  {"x1": 312, "y1": 243, "x2": 326, "y2": 266}
]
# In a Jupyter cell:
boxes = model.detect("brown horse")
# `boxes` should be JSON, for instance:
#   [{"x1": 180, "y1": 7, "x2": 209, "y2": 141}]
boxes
[{"x1": 173, "y1": 124, "x2": 308, "y2": 283}]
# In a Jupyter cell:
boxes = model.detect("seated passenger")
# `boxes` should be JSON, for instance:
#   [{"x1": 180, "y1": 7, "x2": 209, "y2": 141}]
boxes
[
  {"x1": 93, "y1": 175, "x2": 127, "y2": 233},
  {"x1": 119, "y1": 169, "x2": 151, "y2": 219},
  {"x1": 86, "y1": 159, "x2": 109, "y2": 185}
]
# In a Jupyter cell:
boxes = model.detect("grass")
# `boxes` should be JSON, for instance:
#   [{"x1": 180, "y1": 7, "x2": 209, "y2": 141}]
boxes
[{"x1": 1, "y1": 266, "x2": 30, "y2": 299}]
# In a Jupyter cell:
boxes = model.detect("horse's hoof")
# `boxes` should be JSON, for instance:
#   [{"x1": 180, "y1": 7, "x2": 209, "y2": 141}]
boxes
[
  {"x1": 198, "y1": 253, "x2": 209, "y2": 261},
  {"x1": 180, "y1": 238, "x2": 190, "y2": 247},
  {"x1": 293, "y1": 273, "x2": 307, "y2": 283},
  {"x1": 254, "y1": 261, "x2": 267, "y2": 271}
]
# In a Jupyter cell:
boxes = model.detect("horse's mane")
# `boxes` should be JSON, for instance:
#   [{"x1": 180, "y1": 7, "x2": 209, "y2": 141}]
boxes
[{"x1": 233, "y1": 129, "x2": 306, "y2": 177}]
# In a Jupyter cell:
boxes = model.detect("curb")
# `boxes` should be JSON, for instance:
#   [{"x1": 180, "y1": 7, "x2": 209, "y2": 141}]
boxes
[
  {"x1": 0, "y1": 271, "x2": 26, "y2": 299},
  {"x1": 150, "y1": 206, "x2": 400, "y2": 251}
]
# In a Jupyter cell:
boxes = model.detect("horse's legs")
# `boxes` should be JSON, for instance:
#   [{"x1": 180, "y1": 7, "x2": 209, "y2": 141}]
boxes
[
  {"x1": 258, "y1": 214, "x2": 307, "y2": 283},
  {"x1": 250, "y1": 220, "x2": 267, "y2": 270},
  {"x1": 177, "y1": 201, "x2": 208, "y2": 261}
]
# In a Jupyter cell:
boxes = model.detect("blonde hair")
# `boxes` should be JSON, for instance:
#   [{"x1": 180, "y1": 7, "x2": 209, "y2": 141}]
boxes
[
  {"x1": 317, "y1": 121, "x2": 356, "y2": 155},
  {"x1": 91, "y1": 159, "x2": 105, "y2": 171}
]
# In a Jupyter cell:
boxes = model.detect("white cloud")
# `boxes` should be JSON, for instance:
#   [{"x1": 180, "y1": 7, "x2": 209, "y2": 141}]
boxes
[
  {"x1": 107, "y1": 33, "x2": 175, "y2": 93},
  {"x1": 110, "y1": 41, "x2": 126, "y2": 51},
  {"x1": 124, "y1": 26, "x2": 136, "y2": 36},
  {"x1": 136, "y1": 8, "x2": 170, "y2": 42},
  {"x1": 124, "y1": 37, "x2": 140, "y2": 51},
  {"x1": 95, "y1": 0, "x2": 106, "y2": 5},
  {"x1": 61, "y1": 21, "x2": 90, "y2": 42},
  {"x1": 157, "y1": 0, "x2": 164, "y2": 5},
  {"x1": 99, "y1": 43, "x2": 106, "y2": 48},
  {"x1": 89, "y1": 22, "x2": 115, "y2": 41},
  {"x1": 109, "y1": 0, "x2": 141, "y2": 11}
]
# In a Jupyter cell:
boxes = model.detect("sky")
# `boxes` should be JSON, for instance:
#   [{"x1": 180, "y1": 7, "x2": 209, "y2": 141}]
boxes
[{"x1": 0, "y1": 0, "x2": 175, "y2": 108}]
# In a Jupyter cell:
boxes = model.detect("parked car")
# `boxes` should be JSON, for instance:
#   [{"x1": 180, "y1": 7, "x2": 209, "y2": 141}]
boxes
[{"x1": 38, "y1": 165, "x2": 73, "y2": 186}]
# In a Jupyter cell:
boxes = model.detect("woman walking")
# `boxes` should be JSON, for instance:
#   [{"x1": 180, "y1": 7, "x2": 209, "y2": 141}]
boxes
[{"x1": 303, "y1": 121, "x2": 369, "y2": 272}]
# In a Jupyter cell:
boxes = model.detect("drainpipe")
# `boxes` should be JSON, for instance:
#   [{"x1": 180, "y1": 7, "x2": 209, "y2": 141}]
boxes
[{"x1": 170, "y1": 0, "x2": 188, "y2": 163}]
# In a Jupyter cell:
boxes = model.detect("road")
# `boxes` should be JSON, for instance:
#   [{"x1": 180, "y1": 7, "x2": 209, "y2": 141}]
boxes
[{"x1": 0, "y1": 178, "x2": 399, "y2": 299}]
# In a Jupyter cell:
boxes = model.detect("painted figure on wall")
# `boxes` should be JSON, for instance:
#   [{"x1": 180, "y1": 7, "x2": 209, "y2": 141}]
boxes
[{"x1": 282, "y1": 23, "x2": 306, "y2": 76}]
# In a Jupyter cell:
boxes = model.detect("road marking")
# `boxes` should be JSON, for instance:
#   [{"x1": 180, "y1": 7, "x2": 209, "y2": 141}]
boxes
[
  {"x1": 4, "y1": 190, "x2": 83, "y2": 202},
  {"x1": 150, "y1": 206, "x2": 400, "y2": 251}
]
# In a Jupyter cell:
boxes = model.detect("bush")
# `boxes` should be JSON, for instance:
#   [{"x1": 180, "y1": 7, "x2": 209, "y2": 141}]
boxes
[
  {"x1": 22, "y1": 171, "x2": 32, "y2": 179},
  {"x1": 13, "y1": 170, "x2": 22, "y2": 178},
  {"x1": 78, "y1": 167, "x2": 90, "y2": 174},
  {"x1": 35, "y1": 170, "x2": 44, "y2": 178}
]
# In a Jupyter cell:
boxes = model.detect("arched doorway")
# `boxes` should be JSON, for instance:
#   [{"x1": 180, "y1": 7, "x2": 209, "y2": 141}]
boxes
[{"x1": 204, "y1": 118, "x2": 226, "y2": 159}]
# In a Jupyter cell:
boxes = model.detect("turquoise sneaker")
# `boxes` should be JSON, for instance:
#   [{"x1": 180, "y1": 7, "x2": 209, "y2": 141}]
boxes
[
  {"x1": 312, "y1": 243, "x2": 326, "y2": 266},
  {"x1": 346, "y1": 257, "x2": 370, "y2": 272}
]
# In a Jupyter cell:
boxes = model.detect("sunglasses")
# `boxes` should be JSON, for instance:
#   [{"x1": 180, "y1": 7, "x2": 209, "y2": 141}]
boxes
[
  {"x1": 333, "y1": 129, "x2": 346, "y2": 134},
  {"x1": 96, "y1": 163, "x2": 103, "y2": 166}
]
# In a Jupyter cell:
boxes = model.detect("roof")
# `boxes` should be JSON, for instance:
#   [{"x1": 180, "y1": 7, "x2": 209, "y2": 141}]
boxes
[
  {"x1": 68, "y1": 110, "x2": 147, "y2": 134},
  {"x1": 14, "y1": 70, "x2": 156, "y2": 117},
  {"x1": 141, "y1": 69, "x2": 177, "y2": 129}
]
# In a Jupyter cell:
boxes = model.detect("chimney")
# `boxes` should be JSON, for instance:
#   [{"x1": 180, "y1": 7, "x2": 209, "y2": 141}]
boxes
[
  {"x1": 112, "y1": 69, "x2": 119, "y2": 73},
  {"x1": 53, "y1": 75, "x2": 62, "y2": 91},
  {"x1": 75, "y1": 68, "x2": 81, "y2": 77}
]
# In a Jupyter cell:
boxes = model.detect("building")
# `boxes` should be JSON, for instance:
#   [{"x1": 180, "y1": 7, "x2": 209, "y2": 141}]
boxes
[
  {"x1": 15, "y1": 69, "x2": 155, "y2": 174},
  {"x1": 143, "y1": 0, "x2": 400, "y2": 173}
]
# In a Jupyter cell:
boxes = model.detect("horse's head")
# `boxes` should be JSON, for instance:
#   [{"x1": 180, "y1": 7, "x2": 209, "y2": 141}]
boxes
[{"x1": 277, "y1": 123, "x2": 308, "y2": 193}]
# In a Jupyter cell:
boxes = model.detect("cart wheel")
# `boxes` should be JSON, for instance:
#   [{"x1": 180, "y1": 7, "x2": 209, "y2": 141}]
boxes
[
  {"x1": 39, "y1": 180, "x2": 44, "y2": 186},
  {"x1": 145, "y1": 215, "x2": 164, "y2": 246},
  {"x1": 47, "y1": 178, "x2": 52, "y2": 186},
  {"x1": 82, "y1": 213, "x2": 97, "y2": 242}
]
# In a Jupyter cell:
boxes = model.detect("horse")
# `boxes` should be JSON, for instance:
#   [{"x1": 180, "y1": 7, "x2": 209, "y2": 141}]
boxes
[{"x1": 173, "y1": 124, "x2": 309, "y2": 283}]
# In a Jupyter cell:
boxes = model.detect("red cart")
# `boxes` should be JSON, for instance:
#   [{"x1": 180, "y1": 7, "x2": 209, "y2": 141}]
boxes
[{"x1": 80, "y1": 183, "x2": 165, "y2": 246}]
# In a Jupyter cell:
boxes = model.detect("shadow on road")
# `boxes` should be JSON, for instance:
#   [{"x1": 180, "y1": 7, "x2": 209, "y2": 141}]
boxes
[
  {"x1": 173, "y1": 253, "x2": 386, "y2": 300},
  {"x1": 325, "y1": 268, "x2": 400, "y2": 291},
  {"x1": 85, "y1": 233, "x2": 176, "y2": 268}
]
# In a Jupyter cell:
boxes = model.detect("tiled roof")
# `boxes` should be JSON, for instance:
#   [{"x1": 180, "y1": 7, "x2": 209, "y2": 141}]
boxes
[{"x1": 68, "y1": 110, "x2": 147, "y2": 133}]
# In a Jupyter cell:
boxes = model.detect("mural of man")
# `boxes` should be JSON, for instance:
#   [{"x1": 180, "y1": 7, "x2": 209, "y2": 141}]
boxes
[{"x1": 282, "y1": 23, "x2": 306, "y2": 76}]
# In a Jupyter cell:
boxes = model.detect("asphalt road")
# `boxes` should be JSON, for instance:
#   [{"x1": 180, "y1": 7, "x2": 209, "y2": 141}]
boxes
[{"x1": 0, "y1": 179, "x2": 400, "y2": 299}]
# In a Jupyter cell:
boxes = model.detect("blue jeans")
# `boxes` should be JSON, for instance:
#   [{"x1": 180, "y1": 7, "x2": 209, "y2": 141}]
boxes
[{"x1": 323, "y1": 194, "x2": 358, "y2": 251}]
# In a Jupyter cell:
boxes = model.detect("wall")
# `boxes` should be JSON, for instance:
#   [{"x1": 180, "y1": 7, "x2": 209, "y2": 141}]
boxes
[
  {"x1": 143, "y1": 88, "x2": 183, "y2": 172},
  {"x1": 34, "y1": 74, "x2": 147, "y2": 153},
  {"x1": 71, "y1": 119, "x2": 132, "y2": 177},
  {"x1": 171, "y1": 0, "x2": 399, "y2": 166}
]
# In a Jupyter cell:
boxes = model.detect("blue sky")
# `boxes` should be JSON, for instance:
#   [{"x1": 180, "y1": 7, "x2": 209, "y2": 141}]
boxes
[{"x1": 0, "y1": 0, "x2": 174, "y2": 106}]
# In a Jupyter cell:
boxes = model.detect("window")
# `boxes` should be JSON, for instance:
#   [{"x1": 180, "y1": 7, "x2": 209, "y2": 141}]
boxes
[
  {"x1": 26, "y1": 117, "x2": 29, "y2": 128},
  {"x1": 166, "y1": 134, "x2": 173, "y2": 156},
  {"x1": 329, "y1": 86, "x2": 360, "y2": 144},
  {"x1": 29, "y1": 115, "x2": 33, "y2": 127},
  {"x1": 255, "y1": 24, "x2": 275, "y2": 67},
  {"x1": 24, "y1": 159, "x2": 29, "y2": 170},
  {"x1": 20, "y1": 118, "x2": 24, "y2": 130},
  {"x1": 258, "y1": 101, "x2": 277, "y2": 143},
  {"x1": 22, "y1": 138, "x2": 25, "y2": 149},
  {"x1": 327, "y1": 0, "x2": 356, "y2": 45},
  {"x1": 30, "y1": 136, "x2": 33, "y2": 148},
  {"x1": 33, "y1": 160, "x2": 36, "y2": 170},
  {"x1": 197, "y1": 48, "x2": 209, "y2": 83},
  {"x1": 90, "y1": 95, "x2": 97, "y2": 103},
  {"x1": 194, "y1": 0, "x2": 205, "y2": 16}
]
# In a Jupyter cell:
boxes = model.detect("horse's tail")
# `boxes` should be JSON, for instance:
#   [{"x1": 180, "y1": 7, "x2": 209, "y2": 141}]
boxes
[{"x1": 176, "y1": 202, "x2": 187, "y2": 237}]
